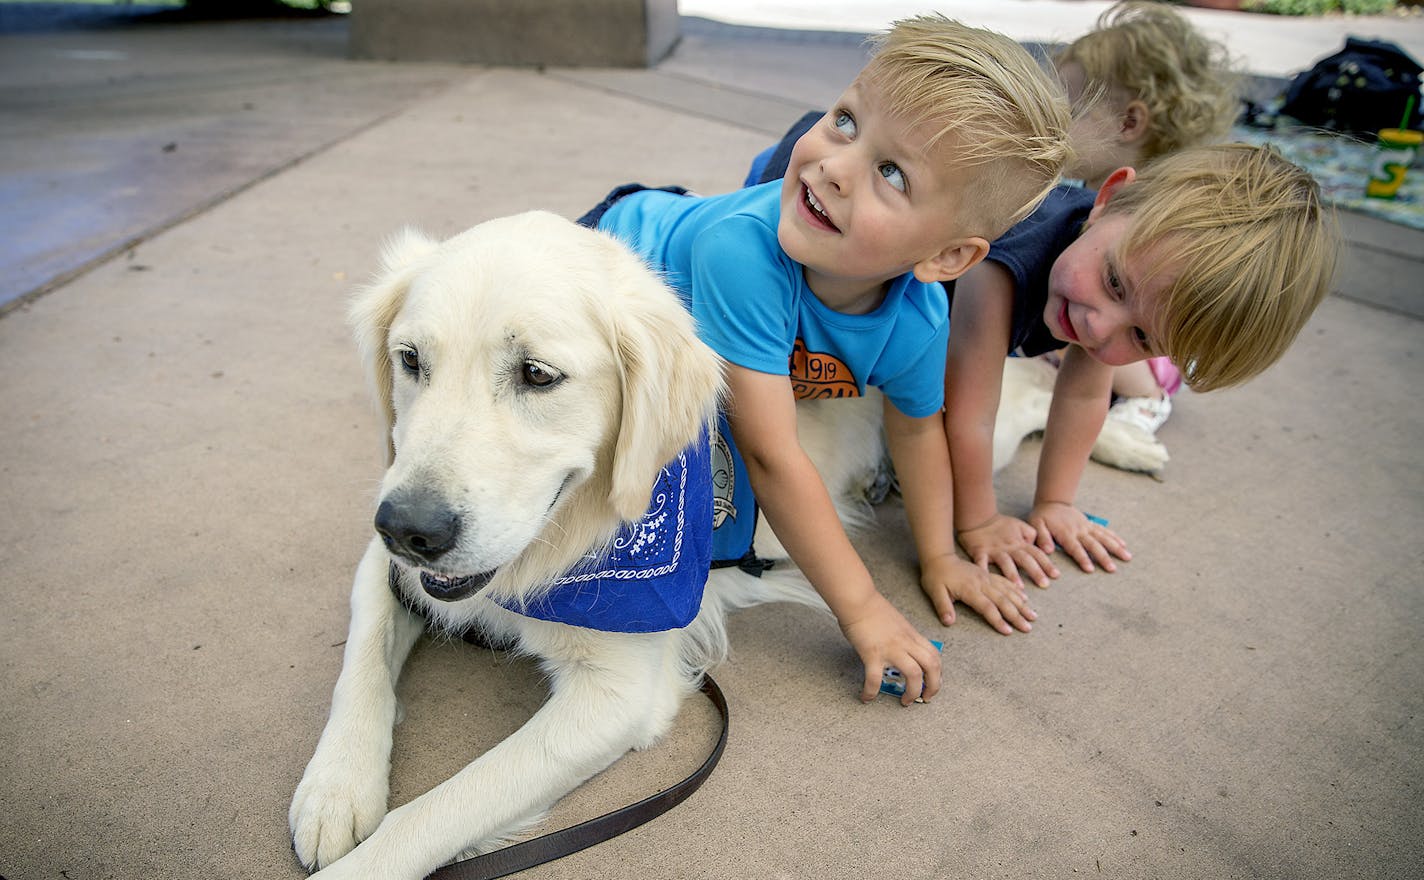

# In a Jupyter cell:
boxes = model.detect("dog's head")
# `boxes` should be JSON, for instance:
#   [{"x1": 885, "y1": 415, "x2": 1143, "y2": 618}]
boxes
[{"x1": 349, "y1": 211, "x2": 723, "y2": 602}]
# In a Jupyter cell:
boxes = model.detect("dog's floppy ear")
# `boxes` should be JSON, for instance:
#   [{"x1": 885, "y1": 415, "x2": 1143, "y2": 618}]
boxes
[
  {"x1": 348, "y1": 227, "x2": 439, "y2": 463},
  {"x1": 606, "y1": 259, "x2": 724, "y2": 522}
]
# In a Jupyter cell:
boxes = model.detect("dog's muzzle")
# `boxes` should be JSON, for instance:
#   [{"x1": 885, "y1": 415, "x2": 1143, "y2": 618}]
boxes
[
  {"x1": 418, "y1": 568, "x2": 496, "y2": 602},
  {"x1": 376, "y1": 492, "x2": 498, "y2": 601}
]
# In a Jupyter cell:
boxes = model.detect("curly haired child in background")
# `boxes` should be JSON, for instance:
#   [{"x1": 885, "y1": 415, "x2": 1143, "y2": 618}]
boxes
[{"x1": 1054, "y1": 0, "x2": 1240, "y2": 441}]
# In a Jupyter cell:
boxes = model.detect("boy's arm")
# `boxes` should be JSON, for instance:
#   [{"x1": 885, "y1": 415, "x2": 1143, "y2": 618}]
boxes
[
  {"x1": 1031, "y1": 344, "x2": 1131, "y2": 573},
  {"x1": 883, "y1": 399, "x2": 1036, "y2": 635},
  {"x1": 944, "y1": 262, "x2": 1059, "y2": 588},
  {"x1": 724, "y1": 364, "x2": 942, "y2": 705}
]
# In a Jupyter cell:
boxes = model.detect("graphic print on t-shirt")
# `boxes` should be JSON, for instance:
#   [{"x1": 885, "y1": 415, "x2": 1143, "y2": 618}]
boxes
[
  {"x1": 789, "y1": 338, "x2": 859, "y2": 400},
  {"x1": 711, "y1": 429, "x2": 738, "y2": 530}
]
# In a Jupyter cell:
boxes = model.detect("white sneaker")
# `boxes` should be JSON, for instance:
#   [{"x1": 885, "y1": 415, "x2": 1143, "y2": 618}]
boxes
[{"x1": 1106, "y1": 395, "x2": 1172, "y2": 435}]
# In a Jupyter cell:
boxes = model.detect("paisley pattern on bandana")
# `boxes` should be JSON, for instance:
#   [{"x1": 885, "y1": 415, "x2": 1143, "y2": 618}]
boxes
[{"x1": 498, "y1": 427, "x2": 714, "y2": 633}]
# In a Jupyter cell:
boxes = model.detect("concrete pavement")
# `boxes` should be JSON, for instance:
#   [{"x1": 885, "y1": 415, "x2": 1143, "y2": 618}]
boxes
[{"x1": 0, "y1": 6, "x2": 1420, "y2": 880}]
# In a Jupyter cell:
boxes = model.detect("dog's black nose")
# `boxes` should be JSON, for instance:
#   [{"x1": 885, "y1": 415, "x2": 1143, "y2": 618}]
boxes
[{"x1": 375, "y1": 495, "x2": 460, "y2": 563}]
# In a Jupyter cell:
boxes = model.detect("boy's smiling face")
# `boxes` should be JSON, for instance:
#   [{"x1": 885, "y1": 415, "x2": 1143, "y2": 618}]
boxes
[
  {"x1": 777, "y1": 77, "x2": 987, "y2": 311},
  {"x1": 1044, "y1": 169, "x2": 1176, "y2": 366}
]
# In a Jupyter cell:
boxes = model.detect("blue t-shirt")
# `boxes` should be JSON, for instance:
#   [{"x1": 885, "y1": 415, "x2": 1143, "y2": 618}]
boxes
[
  {"x1": 969, "y1": 184, "x2": 1096, "y2": 358},
  {"x1": 599, "y1": 182, "x2": 950, "y2": 419}
]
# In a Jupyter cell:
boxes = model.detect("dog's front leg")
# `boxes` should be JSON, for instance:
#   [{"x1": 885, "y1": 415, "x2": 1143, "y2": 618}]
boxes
[
  {"x1": 290, "y1": 538, "x2": 425, "y2": 870},
  {"x1": 308, "y1": 631, "x2": 677, "y2": 880}
]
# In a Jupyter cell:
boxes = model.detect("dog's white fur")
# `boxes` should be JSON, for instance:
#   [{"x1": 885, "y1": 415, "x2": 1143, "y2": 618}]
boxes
[
  {"x1": 289, "y1": 212, "x2": 826, "y2": 879},
  {"x1": 991, "y1": 355, "x2": 1170, "y2": 476}
]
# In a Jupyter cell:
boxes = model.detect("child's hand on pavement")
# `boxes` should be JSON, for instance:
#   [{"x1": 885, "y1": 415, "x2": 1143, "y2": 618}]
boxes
[
  {"x1": 1029, "y1": 501, "x2": 1130, "y2": 573},
  {"x1": 957, "y1": 513, "x2": 1060, "y2": 588},
  {"x1": 920, "y1": 553, "x2": 1036, "y2": 635},
  {"x1": 837, "y1": 591, "x2": 943, "y2": 706}
]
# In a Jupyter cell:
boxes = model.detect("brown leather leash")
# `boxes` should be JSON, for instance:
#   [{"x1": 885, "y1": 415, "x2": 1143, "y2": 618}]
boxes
[{"x1": 424, "y1": 675, "x2": 729, "y2": 880}]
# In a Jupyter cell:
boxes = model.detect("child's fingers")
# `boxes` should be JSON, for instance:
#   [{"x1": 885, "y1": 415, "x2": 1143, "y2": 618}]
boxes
[
  {"x1": 1013, "y1": 548, "x2": 1055, "y2": 589},
  {"x1": 882, "y1": 647, "x2": 940, "y2": 707},
  {"x1": 965, "y1": 581, "x2": 1036, "y2": 635},
  {"x1": 1084, "y1": 536, "x2": 1119, "y2": 573},
  {"x1": 988, "y1": 551, "x2": 1023, "y2": 587},
  {"x1": 1095, "y1": 527, "x2": 1132, "y2": 561},
  {"x1": 1070, "y1": 530, "x2": 1116, "y2": 572},
  {"x1": 994, "y1": 576, "x2": 1038, "y2": 629},
  {"x1": 1036, "y1": 541, "x2": 1062, "y2": 579},
  {"x1": 926, "y1": 583, "x2": 958, "y2": 627},
  {"x1": 1043, "y1": 554, "x2": 1061, "y2": 580},
  {"x1": 999, "y1": 600, "x2": 1035, "y2": 633},
  {"x1": 1062, "y1": 536, "x2": 1096, "y2": 573},
  {"x1": 988, "y1": 591, "x2": 1036, "y2": 634},
  {"x1": 968, "y1": 594, "x2": 1013, "y2": 635},
  {"x1": 1031, "y1": 519, "x2": 1055, "y2": 554},
  {"x1": 898, "y1": 664, "x2": 925, "y2": 706},
  {"x1": 860, "y1": 665, "x2": 884, "y2": 703},
  {"x1": 917, "y1": 645, "x2": 942, "y2": 702}
]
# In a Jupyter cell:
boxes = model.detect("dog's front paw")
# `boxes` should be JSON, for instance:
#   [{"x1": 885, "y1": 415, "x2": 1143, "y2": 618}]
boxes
[
  {"x1": 306, "y1": 853, "x2": 371, "y2": 880},
  {"x1": 289, "y1": 749, "x2": 389, "y2": 871},
  {"x1": 1091, "y1": 418, "x2": 1169, "y2": 475}
]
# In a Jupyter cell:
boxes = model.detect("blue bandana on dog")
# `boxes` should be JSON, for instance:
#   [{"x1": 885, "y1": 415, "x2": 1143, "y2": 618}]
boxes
[{"x1": 497, "y1": 428, "x2": 713, "y2": 633}]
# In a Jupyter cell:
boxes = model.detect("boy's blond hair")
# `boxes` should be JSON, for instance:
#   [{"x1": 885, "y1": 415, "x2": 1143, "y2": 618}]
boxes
[
  {"x1": 1105, "y1": 144, "x2": 1339, "y2": 392},
  {"x1": 862, "y1": 14, "x2": 1073, "y2": 239},
  {"x1": 1056, "y1": 1, "x2": 1238, "y2": 161}
]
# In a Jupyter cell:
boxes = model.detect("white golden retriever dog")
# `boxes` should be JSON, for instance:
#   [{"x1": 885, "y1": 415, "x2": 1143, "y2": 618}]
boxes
[{"x1": 289, "y1": 212, "x2": 825, "y2": 878}]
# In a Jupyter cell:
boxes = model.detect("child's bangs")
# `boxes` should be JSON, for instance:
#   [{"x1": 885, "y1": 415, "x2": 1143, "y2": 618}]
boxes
[{"x1": 1115, "y1": 147, "x2": 1339, "y2": 391}]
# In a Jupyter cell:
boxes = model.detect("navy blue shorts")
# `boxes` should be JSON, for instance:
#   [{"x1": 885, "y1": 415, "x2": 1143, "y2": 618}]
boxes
[{"x1": 577, "y1": 183, "x2": 691, "y2": 229}]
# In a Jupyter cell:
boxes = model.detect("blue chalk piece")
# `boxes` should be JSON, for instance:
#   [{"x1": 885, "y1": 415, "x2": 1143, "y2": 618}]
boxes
[
  {"x1": 879, "y1": 640, "x2": 944, "y2": 697},
  {"x1": 880, "y1": 679, "x2": 908, "y2": 698}
]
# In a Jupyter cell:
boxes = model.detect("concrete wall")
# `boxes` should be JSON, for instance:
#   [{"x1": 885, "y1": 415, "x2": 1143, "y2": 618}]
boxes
[{"x1": 350, "y1": 0, "x2": 680, "y2": 67}]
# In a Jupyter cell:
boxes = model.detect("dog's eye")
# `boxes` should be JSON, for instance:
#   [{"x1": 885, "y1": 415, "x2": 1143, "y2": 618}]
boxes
[
  {"x1": 397, "y1": 348, "x2": 420, "y2": 375},
  {"x1": 521, "y1": 360, "x2": 562, "y2": 389}
]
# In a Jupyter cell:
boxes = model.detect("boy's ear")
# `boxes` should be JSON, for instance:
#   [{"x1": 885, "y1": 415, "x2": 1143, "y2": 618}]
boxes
[
  {"x1": 1119, "y1": 100, "x2": 1151, "y2": 145},
  {"x1": 1088, "y1": 166, "x2": 1137, "y2": 221},
  {"x1": 913, "y1": 237, "x2": 991, "y2": 284}
]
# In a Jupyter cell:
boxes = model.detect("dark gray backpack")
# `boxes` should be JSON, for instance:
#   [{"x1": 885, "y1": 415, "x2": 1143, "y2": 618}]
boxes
[{"x1": 1280, "y1": 37, "x2": 1422, "y2": 136}]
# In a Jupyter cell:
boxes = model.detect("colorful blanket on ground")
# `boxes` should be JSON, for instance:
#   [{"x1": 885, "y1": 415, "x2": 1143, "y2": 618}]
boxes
[{"x1": 1232, "y1": 121, "x2": 1424, "y2": 231}]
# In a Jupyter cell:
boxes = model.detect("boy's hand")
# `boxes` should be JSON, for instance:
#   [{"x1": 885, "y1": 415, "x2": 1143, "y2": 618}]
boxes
[
  {"x1": 838, "y1": 592, "x2": 943, "y2": 706},
  {"x1": 957, "y1": 514, "x2": 1060, "y2": 588},
  {"x1": 1029, "y1": 501, "x2": 1130, "y2": 573},
  {"x1": 920, "y1": 553, "x2": 1036, "y2": 635}
]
